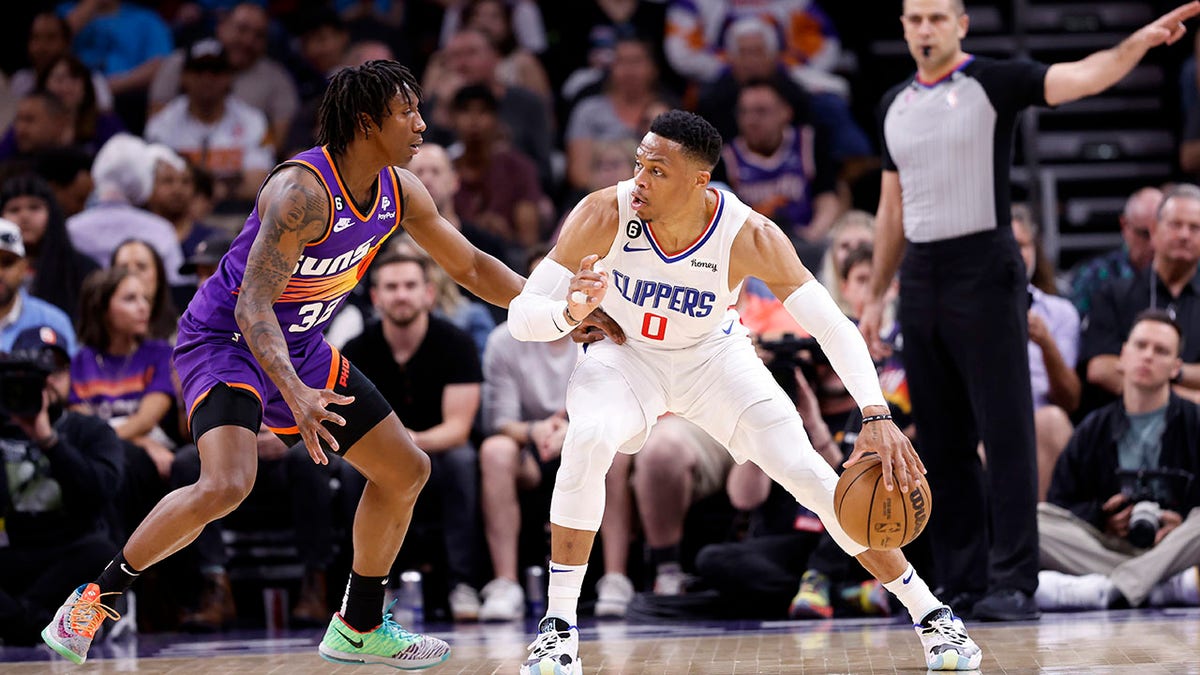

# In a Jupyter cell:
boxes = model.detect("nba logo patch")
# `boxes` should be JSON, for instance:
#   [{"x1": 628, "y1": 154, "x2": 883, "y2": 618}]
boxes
[{"x1": 946, "y1": 91, "x2": 958, "y2": 108}]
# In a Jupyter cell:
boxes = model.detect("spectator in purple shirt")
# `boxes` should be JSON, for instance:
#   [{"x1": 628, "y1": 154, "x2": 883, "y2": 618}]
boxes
[
  {"x1": 70, "y1": 267, "x2": 177, "y2": 469},
  {"x1": 1013, "y1": 205, "x2": 1080, "y2": 501}
]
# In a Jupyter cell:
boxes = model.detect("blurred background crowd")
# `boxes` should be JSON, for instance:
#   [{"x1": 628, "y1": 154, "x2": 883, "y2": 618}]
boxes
[{"x1": 0, "y1": 0, "x2": 1198, "y2": 645}]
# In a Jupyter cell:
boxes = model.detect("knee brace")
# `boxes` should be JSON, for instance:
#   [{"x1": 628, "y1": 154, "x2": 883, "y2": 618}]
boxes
[
  {"x1": 730, "y1": 399, "x2": 868, "y2": 557},
  {"x1": 550, "y1": 411, "x2": 647, "y2": 532}
]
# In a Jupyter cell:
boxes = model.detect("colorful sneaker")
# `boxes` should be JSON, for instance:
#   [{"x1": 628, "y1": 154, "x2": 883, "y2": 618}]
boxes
[
  {"x1": 520, "y1": 616, "x2": 582, "y2": 675},
  {"x1": 41, "y1": 583, "x2": 121, "y2": 664},
  {"x1": 319, "y1": 605, "x2": 450, "y2": 670},
  {"x1": 840, "y1": 580, "x2": 893, "y2": 617},
  {"x1": 789, "y1": 570, "x2": 833, "y2": 619},
  {"x1": 914, "y1": 606, "x2": 983, "y2": 671}
]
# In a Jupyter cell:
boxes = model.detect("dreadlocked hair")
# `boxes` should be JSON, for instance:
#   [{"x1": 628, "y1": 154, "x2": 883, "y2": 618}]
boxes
[{"x1": 317, "y1": 60, "x2": 423, "y2": 156}]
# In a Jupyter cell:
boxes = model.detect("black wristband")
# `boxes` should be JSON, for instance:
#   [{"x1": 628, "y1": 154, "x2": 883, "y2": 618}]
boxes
[
  {"x1": 861, "y1": 413, "x2": 892, "y2": 424},
  {"x1": 564, "y1": 305, "x2": 582, "y2": 326}
]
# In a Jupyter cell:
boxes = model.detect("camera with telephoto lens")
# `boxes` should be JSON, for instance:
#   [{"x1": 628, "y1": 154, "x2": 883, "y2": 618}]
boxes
[
  {"x1": 1117, "y1": 468, "x2": 1195, "y2": 549},
  {"x1": 0, "y1": 351, "x2": 55, "y2": 418},
  {"x1": 757, "y1": 334, "x2": 828, "y2": 399}
]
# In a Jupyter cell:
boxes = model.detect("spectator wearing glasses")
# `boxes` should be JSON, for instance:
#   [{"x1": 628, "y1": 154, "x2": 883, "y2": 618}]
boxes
[
  {"x1": 1082, "y1": 184, "x2": 1200, "y2": 406},
  {"x1": 1070, "y1": 187, "x2": 1162, "y2": 319}
]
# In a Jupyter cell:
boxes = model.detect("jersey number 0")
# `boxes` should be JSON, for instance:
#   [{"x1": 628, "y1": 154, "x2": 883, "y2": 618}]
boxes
[{"x1": 641, "y1": 312, "x2": 667, "y2": 341}]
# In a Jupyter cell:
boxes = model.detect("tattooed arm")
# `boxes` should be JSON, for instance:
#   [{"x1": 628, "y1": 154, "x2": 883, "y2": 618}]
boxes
[{"x1": 234, "y1": 166, "x2": 352, "y2": 463}]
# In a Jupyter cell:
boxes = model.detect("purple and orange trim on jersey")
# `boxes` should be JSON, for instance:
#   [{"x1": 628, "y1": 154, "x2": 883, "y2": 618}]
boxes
[
  {"x1": 185, "y1": 381, "x2": 264, "y2": 434},
  {"x1": 71, "y1": 368, "x2": 160, "y2": 401},
  {"x1": 264, "y1": 345, "x2": 349, "y2": 436},
  {"x1": 274, "y1": 233, "x2": 397, "y2": 303},
  {"x1": 285, "y1": 156, "x2": 337, "y2": 248},
  {"x1": 321, "y1": 147, "x2": 385, "y2": 221}
]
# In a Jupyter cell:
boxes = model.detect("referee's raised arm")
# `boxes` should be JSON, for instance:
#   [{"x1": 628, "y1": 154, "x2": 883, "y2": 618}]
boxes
[{"x1": 866, "y1": 0, "x2": 1200, "y2": 624}]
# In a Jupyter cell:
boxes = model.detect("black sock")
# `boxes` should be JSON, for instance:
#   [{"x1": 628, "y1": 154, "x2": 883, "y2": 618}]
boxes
[
  {"x1": 95, "y1": 551, "x2": 141, "y2": 595},
  {"x1": 648, "y1": 544, "x2": 681, "y2": 570},
  {"x1": 340, "y1": 572, "x2": 389, "y2": 632}
]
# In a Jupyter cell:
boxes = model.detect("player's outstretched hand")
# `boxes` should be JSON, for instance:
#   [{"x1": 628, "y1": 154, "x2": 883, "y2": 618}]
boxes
[
  {"x1": 844, "y1": 408, "x2": 925, "y2": 492},
  {"x1": 1137, "y1": 1, "x2": 1200, "y2": 48},
  {"x1": 287, "y1": 386, "x2": 355, "y2": 464},
  {"x1": 567, "y1": 254, "x2": 608, "y2": 323}
]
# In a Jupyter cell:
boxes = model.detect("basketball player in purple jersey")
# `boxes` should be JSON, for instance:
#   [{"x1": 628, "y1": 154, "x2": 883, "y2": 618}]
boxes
[
  {"x1": 42, "y1": 61, "x2": 531, "y2": 668},
  {"x1": 510, "y1": 111, "x2": 980, "y2": 672}
]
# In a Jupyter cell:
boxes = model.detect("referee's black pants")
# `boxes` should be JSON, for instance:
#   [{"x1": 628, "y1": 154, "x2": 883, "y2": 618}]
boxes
[{"x1": 898, "y1": 228, "x2": 1038, "y2": 598}]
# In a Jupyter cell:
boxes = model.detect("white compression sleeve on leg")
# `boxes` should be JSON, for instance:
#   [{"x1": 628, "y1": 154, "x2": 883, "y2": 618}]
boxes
[
  {"x1": 783, "y1": 281, "x2": 887, "y2": 410},
  {"x1": 508, "y1": 257, "x2": 576, "y2": 342}
]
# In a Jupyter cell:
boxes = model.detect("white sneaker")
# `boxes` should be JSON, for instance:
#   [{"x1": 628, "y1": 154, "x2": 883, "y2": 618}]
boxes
[
  {"x1": 653, "y1": 563, "x2": 688, "y2": 596},
  {"x1": 1035, "y1": 570, "x2": 1114, "y2": 611},
  {"x1": 479, "y1": 578, "x2": 525, "y2": 622},
  {"x1": 1148, "y1": 566, "x2": 1200, "y2": 607},
  {"x1": 594, "y1": 573, "x2": 634, "y2": 618},
  {"x1": 914, "y1": 606, "x2": 982, "y2": 671},
  {"x1": 449, "y1": 583, "x2": 481, "y2": 622},
  {"x1": 520, "y1": 615, "x2": 582, "y2": 675}
]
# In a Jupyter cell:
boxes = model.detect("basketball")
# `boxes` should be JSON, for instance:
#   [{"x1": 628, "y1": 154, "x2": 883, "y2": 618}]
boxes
[{"x1": 834, "y1": 454, "x2": 931, "y2": 550}]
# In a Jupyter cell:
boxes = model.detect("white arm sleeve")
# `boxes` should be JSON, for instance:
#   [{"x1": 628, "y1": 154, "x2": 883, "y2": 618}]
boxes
[
  {"x1": 783, "y1": 281, "x2": 888, "y2": 410},
  {"x1": 508, "y1": 258, "x2": 576, "y2": 342}
]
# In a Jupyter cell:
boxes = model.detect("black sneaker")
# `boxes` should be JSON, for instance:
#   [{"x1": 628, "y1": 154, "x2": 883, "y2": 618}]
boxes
[
  {"x1": 943, "y1": 590, "x2": 983, "y2": 621},
  {"x1": 972, "y1": 588, "x2": 1040, "y2": 621}
]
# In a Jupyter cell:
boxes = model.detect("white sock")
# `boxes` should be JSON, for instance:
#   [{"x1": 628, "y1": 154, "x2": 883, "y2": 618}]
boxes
[
  {"x1": 546, "y1": 561, "x2": 586, "y2": 625},
  {"x1": 1148, "y1": 567, "x2": 1200, "y2": 607},
  {"x1": 882, "y1": 564, "x2": 942, "y2": 623}
]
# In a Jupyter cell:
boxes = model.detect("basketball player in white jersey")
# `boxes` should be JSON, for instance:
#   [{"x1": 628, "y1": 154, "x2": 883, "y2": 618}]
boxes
[{"x1": 508, "y1": 111, "x2": 982, "y2": 673}]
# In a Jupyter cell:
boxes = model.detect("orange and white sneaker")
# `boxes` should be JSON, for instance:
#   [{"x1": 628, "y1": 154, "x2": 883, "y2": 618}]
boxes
[{"x1": 41, "y1": 583, "x2": 121, "y2": 664}]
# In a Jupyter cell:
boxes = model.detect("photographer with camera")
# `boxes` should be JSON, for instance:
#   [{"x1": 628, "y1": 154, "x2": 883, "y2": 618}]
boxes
[
  {"x1": 0, "y1": 326, "x2": 123, "y2": 644},
  {"x1": 1037, "y1": 310, "x2": 1200, "y2": 611}
]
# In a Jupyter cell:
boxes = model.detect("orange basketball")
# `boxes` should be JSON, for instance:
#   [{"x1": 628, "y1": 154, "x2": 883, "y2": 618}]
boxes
[{"x1": 834, "y1": 454, "x2": 931, "y2": 550}]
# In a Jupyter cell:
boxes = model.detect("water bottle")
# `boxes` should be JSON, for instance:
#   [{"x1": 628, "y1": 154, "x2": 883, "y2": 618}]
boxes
[
  {"x1": 396, "y1": 570, "x2": 424, "y2": 625},
  {"x1": 525, "y1": 565, "x2": 546, "y2": 618}
]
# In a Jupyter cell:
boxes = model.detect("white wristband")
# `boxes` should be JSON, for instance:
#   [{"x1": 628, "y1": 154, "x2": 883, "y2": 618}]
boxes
[{"x1": 509, "y1": 258, "x2": 576, "y2": 342}]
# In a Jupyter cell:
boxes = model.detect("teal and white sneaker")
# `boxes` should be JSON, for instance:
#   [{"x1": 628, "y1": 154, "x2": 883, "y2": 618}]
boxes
[
  {"x1": 914, "y1": 606, "x2": 983, "y2": 671},
  {"x1": 41, "y1": 583, "x2": 121, "y2": 664},
  {"x1": 319, "y1": 607, "x2": 450, "y2": 670},
  {"x1": 520, "y1": 616, "x2": 582, "y2": 675}
]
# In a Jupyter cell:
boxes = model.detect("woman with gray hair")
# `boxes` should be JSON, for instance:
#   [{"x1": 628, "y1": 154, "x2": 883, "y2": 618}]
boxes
[{"x1": 64, "y1": 134, "x2": 185, "y2": 285}]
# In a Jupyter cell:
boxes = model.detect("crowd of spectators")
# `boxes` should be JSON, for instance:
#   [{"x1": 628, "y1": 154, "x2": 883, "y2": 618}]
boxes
[{"x1": 0, "y1": 0, "x2": 1197, "y2": 641}]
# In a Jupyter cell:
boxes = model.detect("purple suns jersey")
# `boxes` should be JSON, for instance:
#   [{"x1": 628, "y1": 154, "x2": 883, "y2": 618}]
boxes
[
  {"x1": 721, "y1": 126, "x2": 818, "y2": 231},
  {"x1": 183, "y1": 146, "x2": 402, "y2": 344}
]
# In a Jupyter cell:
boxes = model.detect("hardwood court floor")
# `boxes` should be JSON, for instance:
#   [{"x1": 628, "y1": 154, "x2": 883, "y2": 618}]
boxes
[{"x1": 4, "y1": 608, "x2": 1198, "y2": 673}]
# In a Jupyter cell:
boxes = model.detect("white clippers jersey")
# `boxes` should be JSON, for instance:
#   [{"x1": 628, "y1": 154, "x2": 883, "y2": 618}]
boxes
[{"x1": 600, "y1": 179, "x2": 752, "y2": 349}]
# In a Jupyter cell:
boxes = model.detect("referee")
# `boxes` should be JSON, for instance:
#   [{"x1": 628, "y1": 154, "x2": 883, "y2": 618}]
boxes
[{"x1": 860, "y1": 0, "x2": 1200, "y2": 621}]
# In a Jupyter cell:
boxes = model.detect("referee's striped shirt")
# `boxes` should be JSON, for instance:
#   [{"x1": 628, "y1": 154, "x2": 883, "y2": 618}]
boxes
[{"x1": 880, "y1": 55, "x2": 1049, "y2": 243}]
